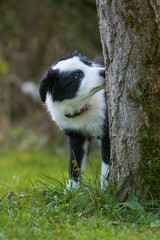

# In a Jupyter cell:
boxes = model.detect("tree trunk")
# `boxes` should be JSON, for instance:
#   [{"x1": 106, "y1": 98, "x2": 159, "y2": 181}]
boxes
[{"x1": 97, "y1": 0, "x2": 160, "y2": 201}]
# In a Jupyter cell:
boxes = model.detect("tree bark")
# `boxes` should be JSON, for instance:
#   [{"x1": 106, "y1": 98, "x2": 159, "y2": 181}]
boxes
[{"x1": 97, "y1": 0, "x2": 160, "y2": 201}]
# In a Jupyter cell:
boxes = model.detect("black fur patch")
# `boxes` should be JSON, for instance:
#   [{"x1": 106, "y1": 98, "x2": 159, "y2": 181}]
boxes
[
  {"x1": 39, "y1": 66, "x2": 84, "y2": 102},
  {"x1": 39, "y1": 67, "x2": 55, "y2": 102}
]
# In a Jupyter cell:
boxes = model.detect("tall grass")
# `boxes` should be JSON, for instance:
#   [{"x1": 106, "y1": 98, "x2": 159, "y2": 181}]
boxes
[
  {"x1": 31, "y1": 174, "x2": 160, "y2": 227},
  {"x1": 0, "y1": 150, "x2": 160, "y2": 239}
]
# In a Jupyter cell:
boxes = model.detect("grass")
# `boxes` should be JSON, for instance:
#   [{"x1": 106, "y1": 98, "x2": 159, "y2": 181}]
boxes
[{"x1": 0, "y1": 148, "x2": 160, "y2": 239}]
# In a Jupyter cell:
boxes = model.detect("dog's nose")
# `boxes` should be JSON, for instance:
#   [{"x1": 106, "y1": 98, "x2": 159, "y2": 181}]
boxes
[{"x1": 99, "y1": 69, "x2": 105, "y2": 77}]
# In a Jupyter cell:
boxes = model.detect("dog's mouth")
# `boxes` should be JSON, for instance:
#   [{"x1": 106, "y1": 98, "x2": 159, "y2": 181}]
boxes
[{"x1": 90, "y1": 84, "x2": 105, "y2": 94}]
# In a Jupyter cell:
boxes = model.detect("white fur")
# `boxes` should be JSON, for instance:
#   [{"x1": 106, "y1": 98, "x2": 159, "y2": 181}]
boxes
[
  {"x1": 52, "y1": 56, "x2": 84, "y2": 72},
  {"x1": 101, "y1": 162, "x2": 109, "y2": 188},
  {"x1": 46, "y1": 89, "x2": 106, "y2": 138},
  {"x1": 66, "y1": 179, "x2": 79, "y2": 189}
]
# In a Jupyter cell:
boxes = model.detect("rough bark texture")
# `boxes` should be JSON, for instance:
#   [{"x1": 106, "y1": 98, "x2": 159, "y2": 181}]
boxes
[{"x1": 97, "y1": 0, "x2": 160, "y2": 201}]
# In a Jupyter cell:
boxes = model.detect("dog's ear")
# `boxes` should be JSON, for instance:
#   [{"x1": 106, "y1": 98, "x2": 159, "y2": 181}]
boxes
[{"x1": 39, "y1": 67, "x2": 55, "y2": 103}]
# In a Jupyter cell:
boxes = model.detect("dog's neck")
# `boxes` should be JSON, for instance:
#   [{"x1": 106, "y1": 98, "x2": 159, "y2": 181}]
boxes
[{"x1": 64, "y1": 104, "x2": 89, "y2": 118}]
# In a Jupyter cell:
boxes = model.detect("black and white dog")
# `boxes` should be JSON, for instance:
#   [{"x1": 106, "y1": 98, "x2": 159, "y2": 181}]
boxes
[{"x1": 39, "y1": 51, "x2": 110, "y2": 189}]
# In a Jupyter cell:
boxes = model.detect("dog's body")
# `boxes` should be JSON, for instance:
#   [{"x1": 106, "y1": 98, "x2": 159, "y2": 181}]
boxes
[{"x1": 39, "y1": 52, "x2": 110, "y2": 189}]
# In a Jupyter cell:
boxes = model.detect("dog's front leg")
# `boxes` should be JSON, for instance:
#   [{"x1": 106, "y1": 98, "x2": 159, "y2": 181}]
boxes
[
  {"x1": 101, "y1": 137, "x2": 110, "y2": 189},
  {"x1": 67, "y1": 133, "x2": 89, "y2": 189}
]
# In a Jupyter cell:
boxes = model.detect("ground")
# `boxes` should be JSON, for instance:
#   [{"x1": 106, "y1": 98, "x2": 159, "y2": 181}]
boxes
[{"x1": 0, "y1": 148, "x2": 160, "y2": 240}]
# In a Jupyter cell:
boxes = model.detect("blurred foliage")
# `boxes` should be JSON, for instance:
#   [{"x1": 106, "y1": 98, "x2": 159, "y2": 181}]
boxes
[
  {"x1": 0, "y1": 0, "x2": 102, "y2": 149},
  {"x1": 0, "y1": 59, "x2": 9, "y2": 76},
  {"x1": 0, "y1": 0, "x2": 101, "y2": 79}
]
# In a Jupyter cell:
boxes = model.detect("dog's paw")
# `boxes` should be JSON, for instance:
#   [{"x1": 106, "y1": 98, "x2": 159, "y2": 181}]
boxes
[
  {"x1": 100, "y1": 176, "x2": 108, "y2": 190},
  {"x1": 66, "y1": 179, "x2": 80, "y2": 190}
]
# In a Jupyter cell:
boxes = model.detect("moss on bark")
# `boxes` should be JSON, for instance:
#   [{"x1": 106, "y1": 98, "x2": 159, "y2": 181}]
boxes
[
  {"x1": 139, "y1": 89, "x2": 160, "y2": 199},
  {"x1": 138, "y1": 18, "x2": 160, "y2": 199}
]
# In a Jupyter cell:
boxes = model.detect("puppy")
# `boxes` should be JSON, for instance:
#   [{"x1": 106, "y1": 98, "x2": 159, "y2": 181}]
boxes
[{"x1": 39, "y1": 51, "x2": 110, "y2": 189}]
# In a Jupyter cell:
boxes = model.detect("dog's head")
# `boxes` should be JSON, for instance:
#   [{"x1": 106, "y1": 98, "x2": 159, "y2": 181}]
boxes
[{"x1": 39, "y1": 51, "x2": 105, "y2": 103}]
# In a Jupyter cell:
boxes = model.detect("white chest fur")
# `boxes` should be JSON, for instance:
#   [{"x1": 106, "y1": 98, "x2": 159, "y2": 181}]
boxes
[{"x1": 45, "y1": 90, "x2": 106, "y2": 138}]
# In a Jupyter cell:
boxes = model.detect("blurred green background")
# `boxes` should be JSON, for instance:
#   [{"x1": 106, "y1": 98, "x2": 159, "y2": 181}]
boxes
[{"x1": 0, "y1": 0, "x2": 102, "y2": 152}]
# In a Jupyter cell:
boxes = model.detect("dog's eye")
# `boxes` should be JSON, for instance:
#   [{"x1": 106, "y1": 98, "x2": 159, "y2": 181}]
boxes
[{"x1": 74, "y1": 71, "x2": 82, "y2": 79}]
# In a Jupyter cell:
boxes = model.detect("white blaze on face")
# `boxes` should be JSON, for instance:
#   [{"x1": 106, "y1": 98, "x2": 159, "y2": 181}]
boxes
[{"x1": 52, "y1": 56, "x2": 85, "y2": 72}]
